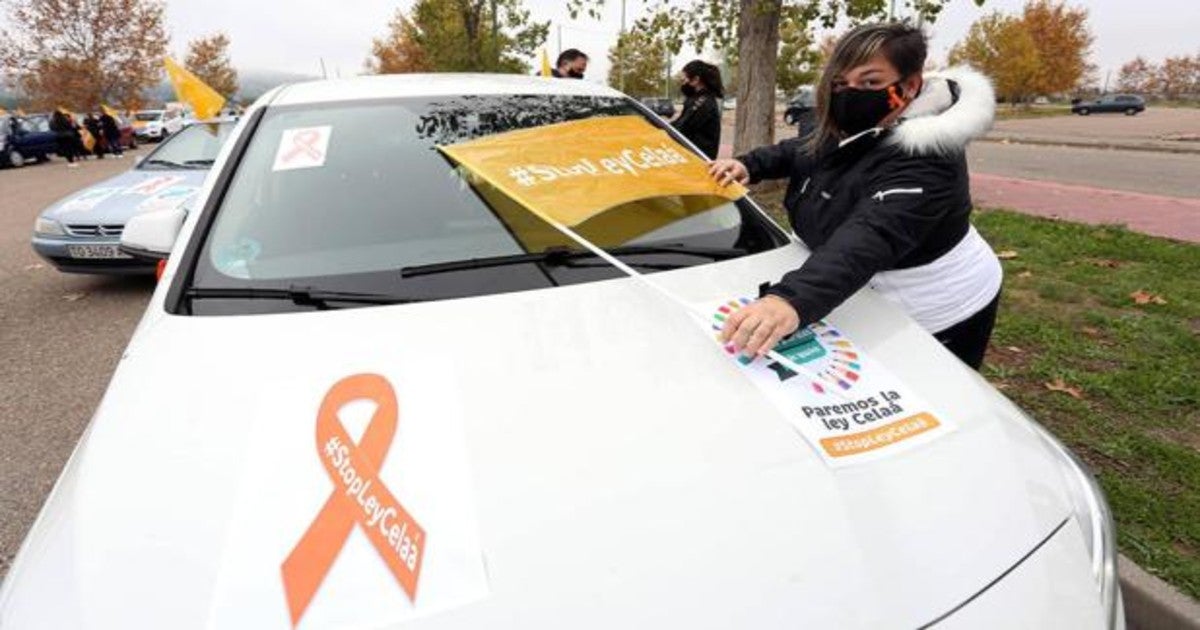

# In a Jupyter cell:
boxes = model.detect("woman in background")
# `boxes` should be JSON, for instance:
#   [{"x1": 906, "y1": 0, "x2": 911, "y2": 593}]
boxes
[{"x1": 671, "y1": 60, "x2": 724, "y2": 160}]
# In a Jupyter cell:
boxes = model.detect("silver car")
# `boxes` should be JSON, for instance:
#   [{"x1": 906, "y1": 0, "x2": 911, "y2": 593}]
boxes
[{"x1": 31, "y1": 120, "x2": 237, "y2": 274}]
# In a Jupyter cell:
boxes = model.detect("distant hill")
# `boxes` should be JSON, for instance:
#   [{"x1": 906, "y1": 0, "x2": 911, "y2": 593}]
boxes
[{"x1": 0, "y1": 68, "x2": 319, "y2": 109}]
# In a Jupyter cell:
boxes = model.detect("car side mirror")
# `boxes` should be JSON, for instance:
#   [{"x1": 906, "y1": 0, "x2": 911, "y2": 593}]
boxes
[{"x1": 119, "y1": 207, "x2": 186, "y2": 261}]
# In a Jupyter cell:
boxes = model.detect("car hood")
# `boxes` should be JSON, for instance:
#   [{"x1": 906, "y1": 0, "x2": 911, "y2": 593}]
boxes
[
  {"x1": 42, "y1": 169, "x2": 208, "y2": 226},
  {"x1": 0, "y1": 247, "x2": 1081, "y2": 629}
]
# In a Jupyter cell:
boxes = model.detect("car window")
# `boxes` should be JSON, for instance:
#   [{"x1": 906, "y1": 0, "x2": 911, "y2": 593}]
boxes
[
  {"x1": 135, "y1": 111, "x2": 162, "y2": 121},
  {"x1": 185, "y1": 95, "x2": 788, "y2": 314},
  {"x1": 138, "y1": 122, "x2": 236, "y2": 169}
]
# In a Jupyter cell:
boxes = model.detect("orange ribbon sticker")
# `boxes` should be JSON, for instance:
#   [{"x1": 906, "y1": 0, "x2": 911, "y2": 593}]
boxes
[{"x1": 281, "y1": 374, "x2": 426, "y2": 627}]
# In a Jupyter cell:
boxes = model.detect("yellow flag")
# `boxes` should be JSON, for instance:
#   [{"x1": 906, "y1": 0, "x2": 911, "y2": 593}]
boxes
[
  {"x1": 101, "y1": 104, "x2": 119, "y2": 118},
  {"x1": 16, "y1": 108, "x2": 26, "y2": 116},
  {"x1": 440, "y1": 116, "x2": 745, "y2": 249},
  {"x1": 79, "y1": 126, "x2": 96, "y2": 152},
  {"x1": 163, "y1": 57, "x2": 226, "y2": 120},
  {"x1": 540, "y1": 49, "x2": 552, "y2": 77},
  {"x1": 0, "y1": 107, "x2": 7, "y2": 116}
]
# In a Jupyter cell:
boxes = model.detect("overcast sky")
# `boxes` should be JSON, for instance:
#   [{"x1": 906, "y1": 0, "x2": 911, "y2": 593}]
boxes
[{"x1": 21, "y1": 0, "x2": 1200, "y2": 86}]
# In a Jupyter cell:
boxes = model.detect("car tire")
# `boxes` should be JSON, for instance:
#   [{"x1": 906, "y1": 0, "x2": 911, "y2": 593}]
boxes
[
  {"x1": 6, "y1": 149, "x2": 24, "y2": 168},
  {"x1": 1078, "y1": 108, "x2": 1090, "y2": 115},
  {"x1": 1124, "y1": 108, "x2": 1138, "y2": 116}
]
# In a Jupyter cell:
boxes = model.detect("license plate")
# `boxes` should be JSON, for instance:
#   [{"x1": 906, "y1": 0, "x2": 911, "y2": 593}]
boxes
[{"x1": 66, "y1": 244, "x2": 132, "y2": 259}]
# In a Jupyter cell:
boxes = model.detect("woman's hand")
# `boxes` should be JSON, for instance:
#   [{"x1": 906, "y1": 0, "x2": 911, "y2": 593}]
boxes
[
  {"x1": 708, "y1": 159, "x2": 750, "y2": 187},
  {"x1": 720, "y1": 295, "x2": 800, "y2": 359}
]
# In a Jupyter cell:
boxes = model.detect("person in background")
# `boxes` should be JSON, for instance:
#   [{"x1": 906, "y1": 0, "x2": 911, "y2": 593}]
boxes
[
  {"x1": 552, "y1": 49, "x2": 588, "y2": 79},
  {"x1": 50, "y1": 110, "x2": 79, "y2": 167},
  {"x1": 84, "y1": 113, "x2": 105, "y2": 158},
  {"x1": 671, "y1": 60, "x2": 724, "y2": 159},
  {"x1": 709, "y1": 22, "x2": 1002, "y2": 369},
  {"x1": 100, "y1": 109, "x2": 123, "y2": 157}
]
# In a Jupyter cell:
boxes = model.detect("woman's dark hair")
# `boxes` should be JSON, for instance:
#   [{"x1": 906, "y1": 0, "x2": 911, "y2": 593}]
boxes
[
  {"x1": 682, "y1": 60, "x2": 725, "y2": 98},
  {"x1": 557, "y1": 48, "x2": 589, "y2": 67},
  {"x1": 810, "y1": 22, "x2": 927, "y2": 152}
]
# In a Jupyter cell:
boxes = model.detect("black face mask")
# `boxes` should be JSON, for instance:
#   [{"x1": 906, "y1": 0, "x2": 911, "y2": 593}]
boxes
[
  {"x1": 829, "y1": 82, "x2": 905, "y2": 136},
  {"x1": 681, "y1": 83, "x2": 698, "y2": 97},
  {"x1": 567, "y1": 69, "x2": 584, "y2": 79}
]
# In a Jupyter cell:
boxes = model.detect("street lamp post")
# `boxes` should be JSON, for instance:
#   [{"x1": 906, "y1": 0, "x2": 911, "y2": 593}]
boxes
[{"x1": 619, "y1": 0, "x2": 627, "y2": 92}]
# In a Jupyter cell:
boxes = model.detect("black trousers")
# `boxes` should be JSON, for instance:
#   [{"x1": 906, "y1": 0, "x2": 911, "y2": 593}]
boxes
[{"x1": 933, "y1": 291, "x2": 1001, "y2": 370}]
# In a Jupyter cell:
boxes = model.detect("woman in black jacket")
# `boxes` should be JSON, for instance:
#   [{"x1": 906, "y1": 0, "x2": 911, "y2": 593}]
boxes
[
  {"x1": 710, "y1": 23, "x2": 1002, "y2": 369},
  {"x1": 671, "y1": 60, "x2": 723, "y2": 159}
]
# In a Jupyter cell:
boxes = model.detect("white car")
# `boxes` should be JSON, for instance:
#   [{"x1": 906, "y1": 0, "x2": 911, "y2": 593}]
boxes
[
  {"x1": 132, "y1": 107, "x2": 187, "y2": 141},
  {"x1": 0, "y1": 75, "x2": 1122, "y2": 629}
]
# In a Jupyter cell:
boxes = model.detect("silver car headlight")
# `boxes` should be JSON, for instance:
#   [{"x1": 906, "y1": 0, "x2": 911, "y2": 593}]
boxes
[
  {"x1": 34, "y1": 216, "x2": 65, "y2": 236},
  {"x1": 1026, "y1": 418, "x2": 1121, "y2": 629}
]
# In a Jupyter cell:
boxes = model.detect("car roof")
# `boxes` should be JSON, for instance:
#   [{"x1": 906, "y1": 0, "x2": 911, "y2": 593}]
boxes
[{"x1": 271, "y1": 73, "x2": 626, "y2": 107}]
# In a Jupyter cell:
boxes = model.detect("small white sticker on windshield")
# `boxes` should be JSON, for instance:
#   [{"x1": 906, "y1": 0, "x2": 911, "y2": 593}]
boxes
[{"x1": 273, "y1": 126, "x2": 332, "y2": 172}]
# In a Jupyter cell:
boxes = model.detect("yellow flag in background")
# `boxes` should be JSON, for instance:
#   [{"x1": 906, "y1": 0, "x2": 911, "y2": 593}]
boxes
[
  {"x1": 101, "y1": 104, "x2": 120, "y2": 118},
  {"x1": 0, "y1": 107, "x2": 7, "y2": 116},
  {"x1": 15, "y1": 108, "x2": 26, "y2": 116},
  {"x1": 540, "y1": 49, "x2": 552, "y2": 77},
  {"x1": 79, "y1": 125, "x2": 96, "y2": 151},
  {"x1": 439, "y1": 116, "x2": 746, "y2": 250},
  {"x1": 163, "y1": 57, "x2": 226, "y2": 120}
]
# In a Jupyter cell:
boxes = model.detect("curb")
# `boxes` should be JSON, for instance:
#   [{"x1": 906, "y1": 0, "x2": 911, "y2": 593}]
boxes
[
  {"x1": 979, "y1": 135, "x2": 1200, "y2": 155},
  {"x1": 1120, "y1": 554, "x2": 1200, "y2": 630}
]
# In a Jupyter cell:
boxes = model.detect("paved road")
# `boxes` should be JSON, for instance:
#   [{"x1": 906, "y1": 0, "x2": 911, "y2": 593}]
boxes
[
  {"x1": 0, "y1": 152, "x2": 154, "y2": 576},
  {"x1": 967, "y1": 142, "x2": 1200, "y2": 199}
]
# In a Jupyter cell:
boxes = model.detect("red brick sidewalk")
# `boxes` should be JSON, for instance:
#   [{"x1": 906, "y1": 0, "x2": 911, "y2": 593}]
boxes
[{"x1": 970, "y1": 173, "x2": 1200, "y2": 244}]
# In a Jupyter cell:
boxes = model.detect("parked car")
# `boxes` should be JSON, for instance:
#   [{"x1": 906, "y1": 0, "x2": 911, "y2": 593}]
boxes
[
  {"x1": 2, "y1": 75, "x2": 1121, "y2": 629},
  {"x1": 783, "y1": 88, "x2": 815, "y2": 125},
  {"x1": 640, "y1": 96, "x2": 676, "y2": 118},
  {"x1": 29, "y1": 119, "x2": 237, "y2": 274},
  {"x1": 111, "y1": 113, "x2": 138, "y2": 150},
  {"x1": 1071, "y1": 94, "x2": 1145, "y2": 116},
  {"x1": 722, "y1": 96, "x2": 737, "y2": 110},
  {"x1": 1, "y1": 113, "x2": 58, "y2": 167},
  {"x1": 131, "y1": 107, "x2": 187, "y2": 141}
]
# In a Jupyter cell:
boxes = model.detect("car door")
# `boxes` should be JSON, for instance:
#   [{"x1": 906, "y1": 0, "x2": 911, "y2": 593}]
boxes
[{"x1": 17, "y1": 117, "x2": 57, "y2": 157}]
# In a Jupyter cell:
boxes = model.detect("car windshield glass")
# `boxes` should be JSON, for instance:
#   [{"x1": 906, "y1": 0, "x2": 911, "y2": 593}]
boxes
[
  {"x1": 138, "y1": 122, "x2": 235, "y2": 169},
  {"x1": 186, "y1": 95, "x2": 787, "y2": 315},
  {"x1": 135, "y1": 112, "x2": 161, "y2": 121}
]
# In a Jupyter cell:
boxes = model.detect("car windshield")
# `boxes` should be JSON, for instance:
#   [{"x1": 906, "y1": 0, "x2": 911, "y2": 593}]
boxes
[
  {"x1": 184, "y1": 94, "x2": 787, "y2": 315},
  {"x1": 138, "y1": 122, "x2": 236, "y2": 169},
  {"x1": 135, "y1": 112, "x2": 162, "y2": 121}
]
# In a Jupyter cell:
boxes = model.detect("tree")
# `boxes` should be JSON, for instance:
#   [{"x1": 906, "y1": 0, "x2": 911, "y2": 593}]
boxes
[
  {"x1": 0, "y1": 0, "x2": 169, "y2": 109},
  {"x1": 1157, "y1": 55, "x2": 1198, "y2": 99},
  {"x1": 366, "y1": 0, "x2": 548, "y2": 74},
  {"x1": 185, "y1": 33, "x2": 238, "y2": 98},
  {"x1": 1116, "y1": 57, "x2": 1158, "y2": 94},
  {"x1": 607, "y1": 26, "x2": 670, "y2": 97},
  {"x1": 949, "y1": 12, "x2": 1039, "y2": 103},
  {"x1": 775, "y1": 18, "x2": 822, "y2": 96},
  {"x1": 570, "y1": 0, "x2": 976, "y2": 156},
  {"x1": 367, "y1": 11, "x2": 430, "y2": 73},
  {"x1": 1020, "y1": 0, "x2": 1093, "y2": 96}
]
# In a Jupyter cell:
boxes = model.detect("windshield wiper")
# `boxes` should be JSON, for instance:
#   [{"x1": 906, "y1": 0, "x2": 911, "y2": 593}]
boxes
[
  {"x1": 399, "y1": 244, "x2": 746, "y2": 278},
  {"x1": 143, "y1": 158, "x2": 186, "y2": 169},
  {"x1": 182, "y1": 159, "x2": 215, "y2": 168},
  {"x1": 185, "y1": 286, "x2": 422, "y2": 310}
]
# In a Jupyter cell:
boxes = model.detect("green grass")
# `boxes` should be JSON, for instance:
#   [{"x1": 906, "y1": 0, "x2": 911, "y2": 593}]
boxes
[
  {"x1": 994, "y1": 105, "x2": 1073, "y2": 120},
  {"x1": 974, "y1": 210, "x2": 1199, "y2": 598},
  {"x1": 754, "y1": 189, "x2": 1200, "y2": 598}
]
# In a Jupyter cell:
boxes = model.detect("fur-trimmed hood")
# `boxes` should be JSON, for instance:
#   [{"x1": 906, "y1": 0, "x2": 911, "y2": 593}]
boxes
[{"x1": 888, "y1": 66, "x2": 995, "y2": 155}]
